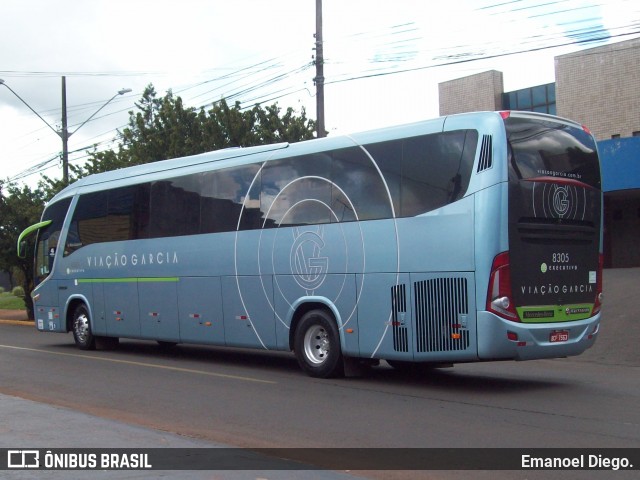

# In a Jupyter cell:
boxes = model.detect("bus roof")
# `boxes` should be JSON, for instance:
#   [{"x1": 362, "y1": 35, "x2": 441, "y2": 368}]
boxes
[{"x1": 46, "y1": 110, "x2": 568, "y2": 205}]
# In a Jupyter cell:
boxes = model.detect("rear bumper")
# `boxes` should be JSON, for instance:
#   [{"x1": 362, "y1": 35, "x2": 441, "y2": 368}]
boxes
[{"x1": 477, "y1": 310, "x2": 600, "y2": 360}]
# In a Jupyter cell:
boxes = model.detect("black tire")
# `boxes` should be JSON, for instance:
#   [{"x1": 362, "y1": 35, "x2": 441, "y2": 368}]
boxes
[
  {"x1": 71, "y1": 304, "x2": 96, "y2": 350},
  {"x1": 294, "y1": 309, "x2": 344, "y2": 378}
]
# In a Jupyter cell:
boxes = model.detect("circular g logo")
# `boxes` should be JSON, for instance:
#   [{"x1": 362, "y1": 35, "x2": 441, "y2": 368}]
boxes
[
  {"x1": 290, "y1": 227, "x2": 329, "y2": 293},
  {"x1": 553, "y1": 186, "x2": 570, "y2": 217},
  {"x1": 533, "y1": 182, "x2": 584, "y2": 221}
]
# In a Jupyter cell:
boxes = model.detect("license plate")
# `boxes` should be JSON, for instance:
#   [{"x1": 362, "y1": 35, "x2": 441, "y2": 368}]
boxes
[{"x1": 550, "y1": 330, "x2": 569, "y2": 343}]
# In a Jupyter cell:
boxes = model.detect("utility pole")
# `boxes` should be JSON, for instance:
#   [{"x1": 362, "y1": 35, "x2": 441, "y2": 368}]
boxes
[
  {"x1": 315, "y1": 0, "x2": 326, "y2": 138},
  {"x1": 0, "y1": 77, "x2": 130, "y2": 185},
  {"x1": 61, "y1": 76, "x2": 69, "y2": 185}
]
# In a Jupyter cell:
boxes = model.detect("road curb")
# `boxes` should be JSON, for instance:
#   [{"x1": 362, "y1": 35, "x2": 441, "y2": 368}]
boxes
[{"x1": 0, "y1": 319, "x2": 32, "y2": 326}]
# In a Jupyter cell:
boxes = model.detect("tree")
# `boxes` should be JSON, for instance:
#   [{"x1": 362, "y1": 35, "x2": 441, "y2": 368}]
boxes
[
  {"x1": 73, "y1": 84, "x2": 317, "y2": 177},
  {"x1": 0, "y1": 85, "x2": 317, "y2": 318},
  {"x1": 0, "y1": 181, "x2": 47, "y2": 319}
]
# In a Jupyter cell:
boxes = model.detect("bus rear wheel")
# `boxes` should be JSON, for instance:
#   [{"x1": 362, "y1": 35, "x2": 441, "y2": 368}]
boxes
[
  {"x1": 294, "y1": 309, "x2": 343, "y2": 378},
  {"x1": 72, "y1": 304, "x2": 96, "y2": 350}
]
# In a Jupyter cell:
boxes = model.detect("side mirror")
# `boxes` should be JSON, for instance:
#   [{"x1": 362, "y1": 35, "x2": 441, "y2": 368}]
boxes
[
  {"x1": 17, "y1": 220, "x2": 52, "y2": 259},
  {"x1": 18, "y1": 240, "x2": 27, "y2": 259}
]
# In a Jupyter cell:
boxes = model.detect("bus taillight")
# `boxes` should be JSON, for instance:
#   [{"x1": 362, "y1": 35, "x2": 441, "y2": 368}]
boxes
[
  {"x1": 592, "y1": 253, "x2": 604, "y2": 315},
  {"x1": 487, "y1": 252, "x2": 520, "y2": 322}
]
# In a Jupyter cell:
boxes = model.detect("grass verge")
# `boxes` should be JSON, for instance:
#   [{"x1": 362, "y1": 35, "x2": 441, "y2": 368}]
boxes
[{"x1": 0, "y1": 292, "x2": 26, "y2": 310}]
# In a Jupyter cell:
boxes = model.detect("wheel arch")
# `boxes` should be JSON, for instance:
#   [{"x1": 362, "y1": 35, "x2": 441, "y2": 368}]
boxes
[
  {"x1": 288, "y1": 297, "x2": 344, "y2": 351},
  {"x1": 64, "y1": 295, "x2": 92, "y2": 332}
]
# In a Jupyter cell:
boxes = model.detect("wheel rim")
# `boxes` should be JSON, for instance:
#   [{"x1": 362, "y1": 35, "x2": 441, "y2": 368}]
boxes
[
  {"x1": 303, "y1": 324, "x2": 330, "y2": 365},
  {"x1": 74, "y1": 313, "x2": 90, "y2": 344}
]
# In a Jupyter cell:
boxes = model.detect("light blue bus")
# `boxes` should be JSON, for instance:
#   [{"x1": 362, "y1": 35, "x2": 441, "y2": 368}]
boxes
[{"x1": 19, "y1": 111, "x2": 603, "y2": 377}]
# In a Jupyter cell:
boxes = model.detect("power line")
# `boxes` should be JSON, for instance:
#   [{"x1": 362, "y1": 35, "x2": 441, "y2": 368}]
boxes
[
  {"x1": 325, "y1": 29, "x2": 640, "y2": 86},
  {"x1": 5, "y1": 1, "x2": 640, "y2": 182}
]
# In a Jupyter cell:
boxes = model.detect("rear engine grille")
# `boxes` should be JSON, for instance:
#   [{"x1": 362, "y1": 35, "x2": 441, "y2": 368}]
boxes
[{"x1": 414, "y1": 277, "x2": 470, "y2": 352}]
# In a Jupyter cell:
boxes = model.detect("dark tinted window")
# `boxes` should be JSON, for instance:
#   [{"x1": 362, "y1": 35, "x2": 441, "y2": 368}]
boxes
[
  {"x1": 65, "y1": 185, "x2": 151, "y2": 255},
  {"x1": 365, "y1": 129, "x2": 478, "y2": 217},
  {"x1": 107, "y1": 187, "x2": 137, "y2": 242},
  {"x1": 149, "y1": 177, "x2": 200, "y2": 238},
  {"x1": 261, "y1": 154, "x2": 332, "y2": 227},
  {"x1": 132, "y1": 183, "x2": 151, "y2": 239},
  {"x1": 517, "y1": 89, "x2": 532, "y2": 109},
  {"x1": 506, "y1": 117, "x2": 601, "y2": 189},
  {"x1": 65, "y1": 191, "x2": 108, "y2": 255},
  {"x1": 332, "y1": 146, "x2": 398, "y2": 221},
  {"x1": 532, "y1": 85, "x2": 547, "y2": 106},
  {"x1": 201, "y1": 164, "x2": 261, "y2": 232},
  {"x1": 60, "y1": 129, "x2": 479, "y2": 249},
  {"x1": 402, "y1": 131, "x2": 475, "y2": 216}
]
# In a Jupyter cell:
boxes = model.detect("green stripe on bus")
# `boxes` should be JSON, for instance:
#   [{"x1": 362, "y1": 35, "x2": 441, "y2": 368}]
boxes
[{"x1": 77, "y1": 277, "x2": 179, "y2": 284}]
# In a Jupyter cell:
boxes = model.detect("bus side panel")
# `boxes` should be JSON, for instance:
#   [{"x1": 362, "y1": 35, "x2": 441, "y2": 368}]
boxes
[
  {"x1": 357, "y1": 273, "x2": 414, "y2": 361},
  {"x1": 33, "y1": 279, "x2": 64, "y2": 333},
  {"x1": 91, "y1": 282, "x2": 107, "y2": 336},
  {"x1": 138, "y1": 280, "x2": 179, "y2": 342},
  {"x1": 178, "y1": 277, "x2": 225, "y2": 345},
  {"x1": 104, "y1": 281, "x2": 141, "y2": 338},
  {"x1": 396, "y1": 195, "x2": 475, "y2": 273},
  {"x1": 221, "y1": 275, "x2": 277, "y2": 349},
  {"x1": 474, "y1": 183, "x2": 509, "y2": 311}
]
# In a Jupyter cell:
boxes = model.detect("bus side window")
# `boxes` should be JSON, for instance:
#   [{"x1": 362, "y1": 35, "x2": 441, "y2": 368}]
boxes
[
  {"x1": 201, "y1": 164, "x2": 261, "y2": 233},
  {"x1": 64, "y1": 191, "x2": 108, "y2": 256},
  {"x1": 64, "y1": 221, "x2": 82, "y2": 255},
  {"x1": 341, "y1": 144, "x2": 400, "y2": 221}
]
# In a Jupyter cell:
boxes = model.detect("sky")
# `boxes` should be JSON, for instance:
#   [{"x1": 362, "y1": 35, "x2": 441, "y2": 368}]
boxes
[{"x1": 1, "y1": 0, "x2": 639, "y2": 186}]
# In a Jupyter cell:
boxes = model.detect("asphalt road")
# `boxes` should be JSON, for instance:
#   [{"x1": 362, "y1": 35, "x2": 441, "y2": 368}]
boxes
[{"x1": 0, "y1": 268, "x2": 638, "y2": 479}]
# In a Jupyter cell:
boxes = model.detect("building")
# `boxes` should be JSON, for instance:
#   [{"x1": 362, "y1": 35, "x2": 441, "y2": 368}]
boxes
[{"x1": 438, "y1": 38, "x2": 640, "y2": 268}]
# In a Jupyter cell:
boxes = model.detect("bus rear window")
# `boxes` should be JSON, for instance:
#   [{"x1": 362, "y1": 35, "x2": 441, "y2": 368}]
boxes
[{"x1": 505, "y1": 116, "x2": 601, "y2": 189}]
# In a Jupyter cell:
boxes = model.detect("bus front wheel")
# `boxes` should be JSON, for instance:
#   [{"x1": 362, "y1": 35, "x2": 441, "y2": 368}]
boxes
[
  {"x1": 294, "y1": 309, "x2": 343, "y2": 378},
  {"x1": 72, "y1": 304, "x2": 96, "y2": 350}
]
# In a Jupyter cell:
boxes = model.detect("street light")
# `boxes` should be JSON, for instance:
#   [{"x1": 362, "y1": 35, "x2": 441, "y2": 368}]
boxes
[
  {"x1": 0, "y1": 78, "x2": 60, "y2": 137},
  {"x1": 0, "y1": 77, "x2": 131, "y2": 185}
]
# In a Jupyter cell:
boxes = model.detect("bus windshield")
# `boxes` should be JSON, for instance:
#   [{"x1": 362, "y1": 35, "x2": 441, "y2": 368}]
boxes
[{"x1": 34, "y1": 198, "x2": 71, "y2": 286}]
